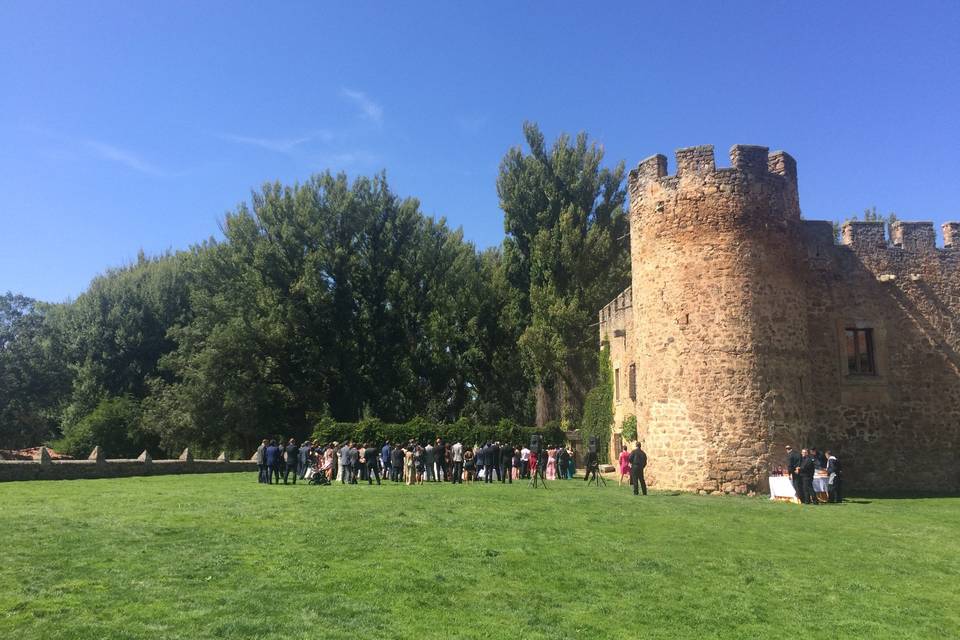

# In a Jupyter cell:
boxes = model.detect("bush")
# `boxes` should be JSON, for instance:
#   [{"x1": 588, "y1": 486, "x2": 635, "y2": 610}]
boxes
[
  {"x1": 52, "y1": 395, "x2": 158, "y2": 458},
  {"x1": 310, "y1": 416, "x2": 562, "y2": 448},
  {"x1": 621, "y1": 415, "x2": 638, "y2": 442}
]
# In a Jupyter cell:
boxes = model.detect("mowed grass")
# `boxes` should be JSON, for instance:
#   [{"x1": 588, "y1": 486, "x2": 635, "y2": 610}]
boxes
[{"x1": 1, "y1": 474, "x2": 958, "y2": 639}]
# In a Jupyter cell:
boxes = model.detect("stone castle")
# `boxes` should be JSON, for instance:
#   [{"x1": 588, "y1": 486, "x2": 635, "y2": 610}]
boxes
[{"x1": 599, "y1": 144, "x2": 960, "y2": 495}]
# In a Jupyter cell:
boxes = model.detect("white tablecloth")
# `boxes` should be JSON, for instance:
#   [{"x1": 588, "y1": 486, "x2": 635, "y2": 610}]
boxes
[
  {"x1": 812, "y1": 476, "x2": 830, "y2": 493},
  {"x1": 769, "y1": 475, "x2": 797, "y2": 500}
]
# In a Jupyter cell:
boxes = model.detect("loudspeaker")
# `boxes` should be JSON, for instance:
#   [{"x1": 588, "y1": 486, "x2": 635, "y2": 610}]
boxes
[
  {"x1": 588, "y1": 436, "x2": 598, "y2": 455},
  {"x1": 530, "y1": 434, "x2": 541, "y2": 455}
]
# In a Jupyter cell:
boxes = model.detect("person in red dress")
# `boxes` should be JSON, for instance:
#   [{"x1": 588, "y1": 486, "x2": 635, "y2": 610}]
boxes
[{"x1": 618, "y1": 445, "x2": 631, "y2": 486}]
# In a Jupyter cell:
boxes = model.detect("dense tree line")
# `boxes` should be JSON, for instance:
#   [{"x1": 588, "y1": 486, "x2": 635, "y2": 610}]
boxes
[{"x1": 0, "y1": 124, "x2": 628, "y2": 457}]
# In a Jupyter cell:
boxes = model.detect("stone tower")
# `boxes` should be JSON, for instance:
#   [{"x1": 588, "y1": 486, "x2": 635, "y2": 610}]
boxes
[{"x1": 627, "y1": 145, "x2": 813, "y2": 493}]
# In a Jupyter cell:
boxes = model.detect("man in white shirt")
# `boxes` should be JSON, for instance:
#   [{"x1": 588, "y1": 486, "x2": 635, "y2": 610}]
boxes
[
  {"x1": 451, "y1": 441, "x2": 464, "y2": 484},
  {"x1": 520, "y1": 446, "x2": 531, "y2": 480}
]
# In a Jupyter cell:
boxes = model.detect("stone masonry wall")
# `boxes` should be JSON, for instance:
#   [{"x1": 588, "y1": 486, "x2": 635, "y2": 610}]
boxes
[
  {"x1": 600, "y1": 143, "x2": 960, "y2": 495},
  {"x1": 0, "y1": 451, "x2": 255, "y2": 482},
  {"x1": 599, "y1": 287, "x2": 636, "y2": 455},
  {"x1": 801, "y1": 220, "x2": 960, "y2": 492},
  {"x1": 625, "y1": 145, "x2": 812, "y2": 493}
]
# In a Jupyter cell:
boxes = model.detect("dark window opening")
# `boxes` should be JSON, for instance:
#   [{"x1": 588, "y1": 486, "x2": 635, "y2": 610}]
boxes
[
  {"x1": 628, "y1": 364, "x2": 637, "y2": 401},
  {"x1": 614, "y1": 368, "x2": 621, "y2": 402},
  {"x1": 845, "y1": 328, "x2": 876, "y2": 375}
]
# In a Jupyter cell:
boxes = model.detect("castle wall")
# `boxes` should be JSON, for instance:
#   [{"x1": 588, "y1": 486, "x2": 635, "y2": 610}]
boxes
[
  {"x1": 599, "y1": 287, "x2": 635, "y2": 456},
  {"x1": 800, "y1": 220, "x2": 960, "y2": 493},
  {"x1": 599, "y1": 143, "x2": 960, "y2": 495}
]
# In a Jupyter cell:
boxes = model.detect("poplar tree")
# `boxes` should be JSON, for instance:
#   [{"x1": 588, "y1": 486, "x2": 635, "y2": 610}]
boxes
[{"x1": 497, "y1": 122, "x2": 630, "y2": 425}]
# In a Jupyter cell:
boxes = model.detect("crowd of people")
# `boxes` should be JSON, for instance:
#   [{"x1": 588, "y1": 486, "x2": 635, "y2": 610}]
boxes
[
  {"x1": 252, "y1": 438, "x2": 583, "y2": 486},
  {"x1": 781, "y1": 445, "x2": 843, "y2": 504}
]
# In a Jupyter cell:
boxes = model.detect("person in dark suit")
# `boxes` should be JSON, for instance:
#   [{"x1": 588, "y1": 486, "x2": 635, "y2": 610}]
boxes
[
  {"x1": 265, "y1": 440, "x2": 281, "y2": 484},
  {"x1": 364, "y1": 442, "x2": 381, "y2": 485},
  {"x1": 500, "y1": 444, "x2": 512, "y2": 483},
  {"x1": 297, "y1": 440, "x2": 312, "y2": 479},
  {"x1": 446, "y1": 442, "x2": 453, "y2": 482},
  {"x1": 785, "y1": 445, "x2": 802, "y2": 499},
  {"x1": 483, "y1": 443, "x2": 494, "y2": 483},
  {"x1": 349, "y1": 444, "x2": 360, "y2": 484},
  {"x1": 381, "y1": 441, "x2": 391, "y2": 480},
  {"x1": 434, "y1": 438, "x2": 445, "y2": 481},
  {"x1": 825, "y1": 449, "x2": 842, "y2": 503},
  {"x1": 628, "y1": 442, "x2": 648, "y2": 495},
  {"x1": 390, "y1": 445, "x2": 404, "y2": 483},
  {"x1": 490, "y1": 441, "x2": 501, "y2": 482},
  {"x1": 557, "y1": 446, "x2": 570, "y2": 480},
  {"x1": 798, "y1": 448, "x2": 816, "y2": 504},
  {"x1": 283, "y1": 438, "x2": 299, "y2": 484}
]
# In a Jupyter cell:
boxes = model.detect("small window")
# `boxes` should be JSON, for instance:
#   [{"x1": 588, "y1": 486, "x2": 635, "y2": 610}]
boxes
[
  {"x1": 845, "y1": 328, "x2": 876, "y2": 375},
  {"x1": 614, "y1": 368, "x2": 621, "y2": 402},
  {"x1": 628, "y1": 364, "x2": 637, "y2": 401}
]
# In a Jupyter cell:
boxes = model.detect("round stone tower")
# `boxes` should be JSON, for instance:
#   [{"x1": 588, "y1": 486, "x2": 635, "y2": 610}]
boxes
[{"x1": 628, "y1": 145, "x2": 812, "y2": 494}]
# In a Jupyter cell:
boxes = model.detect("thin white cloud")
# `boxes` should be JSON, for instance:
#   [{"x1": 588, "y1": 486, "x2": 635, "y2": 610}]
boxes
[
  {"x1": 20, "y1": 125, "x2": 169, "y2": 177},
  {"x1": 217, "y1": 130, "x2": 333, "y2": 153},
  {"x1": 82, "y1": 139, "x2": 163, "y2": 176},
  {"x1": 340, "y1": 88, "x2": 384, "y2": 125}
]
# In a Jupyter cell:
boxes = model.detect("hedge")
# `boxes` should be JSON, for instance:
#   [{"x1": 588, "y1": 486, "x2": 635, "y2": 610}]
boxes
[{"x1": 310, "y1": 416, "x2": 566, "y2": 448}]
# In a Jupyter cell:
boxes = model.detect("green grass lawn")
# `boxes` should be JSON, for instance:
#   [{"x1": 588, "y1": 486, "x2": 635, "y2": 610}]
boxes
[{"x1": 1, "y1": 473, "x2": 958, "y2": 639}]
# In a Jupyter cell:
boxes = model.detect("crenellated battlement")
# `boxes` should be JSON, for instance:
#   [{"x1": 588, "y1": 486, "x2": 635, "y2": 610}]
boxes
[
  {"x1": 628, "y1": 144, "x2": 798, "y2": 196},
  {"x1": 891, "y1": 221, "x2": 936, "y2": 251},
  {"x1": 841, "y1": 221, "x2": 886, "y2": 249},
  {"x1": 835, "y1": 220, "x2": 960, "y2": 252},
  {"x1": 599, "y1": 286, "x2": 632, "y2": 324},
  {"x1": 945, "y1": 223, "x2": 960, "y2": 248},
  {"x1": 628, "y1": 144, "x2": 802, "y2": 240}
]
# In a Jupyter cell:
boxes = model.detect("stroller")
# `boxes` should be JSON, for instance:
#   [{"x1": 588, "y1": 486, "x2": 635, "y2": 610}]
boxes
[{"x1": 306, "y1": 465, "x2": 330, "y2": 486}]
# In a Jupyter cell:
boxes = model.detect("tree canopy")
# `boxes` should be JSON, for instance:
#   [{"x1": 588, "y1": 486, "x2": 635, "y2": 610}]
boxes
[
  {"x1": 497, "y1": 122, "x2": 630, "y2": 426},
  {"x1": 1, "y1": 124, "x2": 629, "y2": 456}
]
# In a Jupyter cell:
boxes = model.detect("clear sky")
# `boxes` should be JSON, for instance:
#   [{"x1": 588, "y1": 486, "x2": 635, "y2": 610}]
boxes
[{"x1": 2, "y1": 1, "x2": 959, "y2": 302}]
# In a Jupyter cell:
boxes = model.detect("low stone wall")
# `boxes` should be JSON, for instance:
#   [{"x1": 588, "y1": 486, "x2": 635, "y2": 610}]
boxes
[{"x1": 0, "y1": 448, "x2": 255, "y2": 482}]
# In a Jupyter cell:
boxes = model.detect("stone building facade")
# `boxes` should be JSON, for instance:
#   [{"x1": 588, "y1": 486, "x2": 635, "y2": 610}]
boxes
[{"x1": 599, "y1": 144, "x2": 960, "y2": 494}]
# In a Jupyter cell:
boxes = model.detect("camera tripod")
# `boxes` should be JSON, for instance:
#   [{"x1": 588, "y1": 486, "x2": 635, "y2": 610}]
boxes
[
  {"x1": 585, "y1": 462, "x2": 606, "y2": 487},
  {"x1": 529, "y1": 460, "x2": 548, "y2": 488}
]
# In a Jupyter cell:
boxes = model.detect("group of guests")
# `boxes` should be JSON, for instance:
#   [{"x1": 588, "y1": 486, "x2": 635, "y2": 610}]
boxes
[
  {"x1": 254, "y1": 438, "x2": 310, "y2": 484},
  {"x1": 783, "y1": 445, "x2": 843, "y2": 504},
  {"x1": 253, "y1": 437, "x2": 580, "y2": 485}
]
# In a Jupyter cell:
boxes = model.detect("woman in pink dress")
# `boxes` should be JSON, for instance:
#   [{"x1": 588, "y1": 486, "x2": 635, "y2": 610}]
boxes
[
  {"x1": 322, "y1": 446, "x2": 334, "y2": 481},
  {"x1": 618, "y1": 445, "x2": 631, "y2": 486},
  {"x1": 546, "y1": 447, "x2": 557, "y2": 480}
]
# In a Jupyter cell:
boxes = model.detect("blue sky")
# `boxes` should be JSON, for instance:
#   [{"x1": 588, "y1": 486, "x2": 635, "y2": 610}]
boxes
[{"x1": 2, "y1": 1, "x2": 959, "y2": 302}]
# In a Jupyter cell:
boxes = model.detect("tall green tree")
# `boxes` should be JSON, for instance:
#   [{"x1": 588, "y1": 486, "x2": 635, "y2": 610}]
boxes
[
  {"x1": 0, "y1": 293, "x2": 70, "y2": 447},
  {"x1": 142, "y1": 171, "x2": 512, "y2": 453},
  {"x1": 50, "y1": 252, "x2": 194, "y2": 449},
  {"x1": 497, "y1": 122, "x2": 630, "y2": 426}
]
